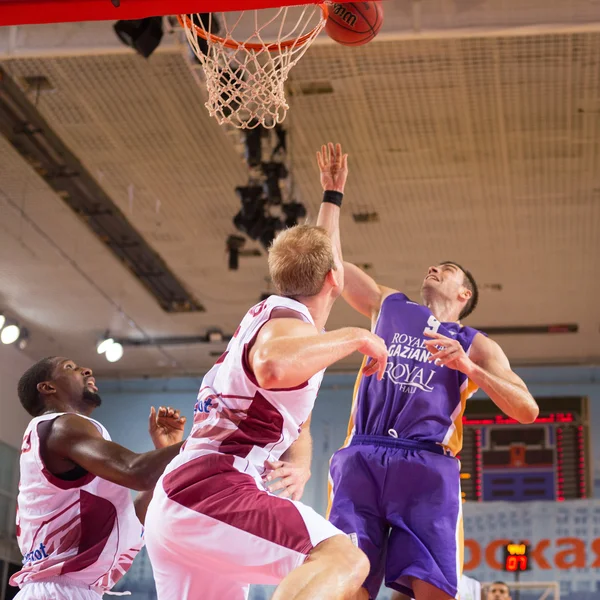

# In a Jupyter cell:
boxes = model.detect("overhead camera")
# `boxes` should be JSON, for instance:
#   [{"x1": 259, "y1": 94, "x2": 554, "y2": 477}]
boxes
[
  {"x1": 261, "y1": 161, "x2": 288, "y2": 205},
  {"x1": 226, "y1": 234, "x2": 246, "y2": 271}
]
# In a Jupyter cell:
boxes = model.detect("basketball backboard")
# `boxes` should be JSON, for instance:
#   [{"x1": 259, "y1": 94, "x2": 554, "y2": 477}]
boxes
[{"x1": 0, "y1": 0, "x2": 336, "y2": 27}]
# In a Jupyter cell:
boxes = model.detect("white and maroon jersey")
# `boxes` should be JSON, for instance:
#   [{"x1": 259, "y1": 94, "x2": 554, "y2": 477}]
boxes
[
  {"x1": 166, "y1": 295, "x2": 324, "y2": 481},
  {"x1": 10, "y1": 413, "x2": 144, "y2": 593}
]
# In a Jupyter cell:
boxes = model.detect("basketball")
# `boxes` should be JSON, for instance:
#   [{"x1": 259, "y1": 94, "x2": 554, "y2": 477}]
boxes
[{"x1": 325, "y1": 2, "x2": 384, "y2": 47}]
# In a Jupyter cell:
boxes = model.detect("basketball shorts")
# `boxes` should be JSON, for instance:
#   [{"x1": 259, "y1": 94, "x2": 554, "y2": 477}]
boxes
[
  {"x1": 328, "y1": 435, "x2": 462, "y2": 600},
  {"x1": 13, "y1": 577, "x2": 102, "y2": 599},
  {"x1": 145, "y1": 452, "x2": 344, "y2": 600}
]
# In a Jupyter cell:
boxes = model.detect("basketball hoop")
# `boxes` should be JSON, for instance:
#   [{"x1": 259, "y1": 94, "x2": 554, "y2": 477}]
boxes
[{"x1": 178, "y1": 6, "x2": 328, "y2": 129}]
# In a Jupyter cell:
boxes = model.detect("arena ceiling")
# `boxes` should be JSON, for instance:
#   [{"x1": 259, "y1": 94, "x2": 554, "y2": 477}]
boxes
[{"x1": 0, "y1": 0, "x2": 599, "y2": 377}]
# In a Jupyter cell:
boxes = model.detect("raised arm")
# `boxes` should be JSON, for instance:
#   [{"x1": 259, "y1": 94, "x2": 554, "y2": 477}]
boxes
[
  {"x1": 343, "y1": 262, "x2": 397, "y2": 322},
  {"x1": 45, "y1": 408, "x2": 185, "y2": 493},
  {"x1": 316, "y1": 142, "x2": 347, "y2": 267},
  {"x1": 249, "y1": 316, "x2": 388, "y2": 390},
  {"x1": 315, "y1": 143, "x2": 397, "y2": 323},
  {"x1": 424, "y1": 331, "x2": 539, "y2": 424}
]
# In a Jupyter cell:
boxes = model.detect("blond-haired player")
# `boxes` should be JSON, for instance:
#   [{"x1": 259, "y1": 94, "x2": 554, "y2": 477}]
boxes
[{"x1": 144, "y1": 143, "x2": 386, "y2": 600}]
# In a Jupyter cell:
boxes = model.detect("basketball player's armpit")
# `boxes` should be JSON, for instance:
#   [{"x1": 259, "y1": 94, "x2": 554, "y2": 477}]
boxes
[
  {"x1": 133, "y1": 489, "x2": 154, "y2": 524},
  {"x1": 251, "y1": 320, "x2": 369, "y2": 390},
  {"x1": 47, "y1": 414, "x2": 181, "y2": 491},
  {"x1": 342, "y1": 261, "x2": 397, "y2": 321}
]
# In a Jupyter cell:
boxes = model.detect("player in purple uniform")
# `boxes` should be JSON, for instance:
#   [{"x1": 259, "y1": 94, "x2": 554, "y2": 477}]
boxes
[{"x1": 327, "y1": 260, "x2": 539, "y2": 600}]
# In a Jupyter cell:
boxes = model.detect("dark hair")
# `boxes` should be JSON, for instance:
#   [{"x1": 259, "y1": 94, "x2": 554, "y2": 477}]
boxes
[
  {"x1": 18, "y1": 357, "x2": 57, "y2": 416},
  {"x1": 441, "y1": 261, "x2": 479, "y2": 320},
  {"x1": 492, "y1": 581, "x2": 510, "y2": 588}
]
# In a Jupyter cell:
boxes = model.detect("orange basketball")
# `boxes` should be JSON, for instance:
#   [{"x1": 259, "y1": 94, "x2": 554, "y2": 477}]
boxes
[{"x1": 325, "y1": 2, "x2": 384, "y2": 47}]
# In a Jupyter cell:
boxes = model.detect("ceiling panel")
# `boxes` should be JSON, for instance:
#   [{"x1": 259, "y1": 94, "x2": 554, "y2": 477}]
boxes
[{"x1": 1, "y1": 11, "x2": 599, "y2": 376}]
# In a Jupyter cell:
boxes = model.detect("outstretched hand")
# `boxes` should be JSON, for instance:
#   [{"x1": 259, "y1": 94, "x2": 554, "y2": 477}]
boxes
[
  {"x1": 424, "y1": 331, "x2": 475, "y2": 375},
  {"x1": 358, "y1": 330, "x2": 388, "y2": 381},
  {"x1": 263, "y1": 460, "x2": 311, "y2": 501},
  {"x1": 149, "y1": 406, "x2": 187, "y2": 449},
  {"x1": 317, "y1": 142, "x2": 349, "y2": 194}
]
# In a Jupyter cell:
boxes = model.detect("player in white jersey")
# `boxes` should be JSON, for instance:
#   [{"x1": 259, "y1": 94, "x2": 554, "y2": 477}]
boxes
[
  {"x1": 144, "y1": 143, "x2": 388, "y2": 600},
  {"x1": 10, "y1": 356, "x2": 187, "y2": 599}
]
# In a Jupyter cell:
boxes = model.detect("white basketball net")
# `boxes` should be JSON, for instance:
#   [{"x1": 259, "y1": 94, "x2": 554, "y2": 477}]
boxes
[{"x1": 179, "y1": 7, "x2": 327, "y2": 129}]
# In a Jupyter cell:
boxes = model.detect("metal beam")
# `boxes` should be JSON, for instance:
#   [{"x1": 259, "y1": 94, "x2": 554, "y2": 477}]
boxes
[{"x1": 0, "y1": 66, "x2": 204, "y2": 313}]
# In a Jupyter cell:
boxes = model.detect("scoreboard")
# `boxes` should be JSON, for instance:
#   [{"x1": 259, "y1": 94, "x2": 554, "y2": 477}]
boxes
[
  {"x1": 460, "y1": 397, "x2": 590, "y2": 502},
  {"x1": 503, "y1": 543, "x2": 530, "y2": 572}
]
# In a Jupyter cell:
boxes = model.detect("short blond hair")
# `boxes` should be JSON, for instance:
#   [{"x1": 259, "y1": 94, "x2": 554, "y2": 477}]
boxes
[{"x1": 268, "y1": 225, "x2": 336, "y2": 298}]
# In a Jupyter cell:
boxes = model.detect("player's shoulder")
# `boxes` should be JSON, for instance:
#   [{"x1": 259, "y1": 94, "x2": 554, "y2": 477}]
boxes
[
  {"x1": 469, "y1": 330, "x2": 504, "y2": 362},
  {"x1": 380, "y1": 289, "x2": 409, "y2": 306},
  {"x1": 48, "y1": 413, "x2": 104, "y2": 442},
  {"x1": 259, "y1": 314, "x2": 317, "y2": 340}
]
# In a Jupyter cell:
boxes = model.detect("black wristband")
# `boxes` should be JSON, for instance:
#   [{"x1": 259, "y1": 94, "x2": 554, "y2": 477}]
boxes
[{"x1": 322, "y1": 190, "x2": 343, "y2": 207}]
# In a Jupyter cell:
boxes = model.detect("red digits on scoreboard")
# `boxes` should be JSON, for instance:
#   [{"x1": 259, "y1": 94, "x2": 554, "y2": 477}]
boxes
[{"x1": 506, "y1": 555, "x2": 528, "y2": 571}]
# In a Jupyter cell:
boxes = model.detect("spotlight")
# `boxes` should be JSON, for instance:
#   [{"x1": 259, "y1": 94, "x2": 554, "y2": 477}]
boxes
[
  {"x1": 282, "y1": 201, "x2": 307, "y2": 228},
  {"x1": 261, "y1": 162, "x2": 288, "y2": 205},
  {"x1": 105, "y1": 342, "x2": 124, "y2": 363},
  {"x1": 114, "y1": 17, "x2": 164, "y2": 58},
  {"x1": 97, "y1": 338, "x2": 114, "y2": 355},
  {"x1": 17, "y1": 328, "x2": 29, "y2": 350},
  {"x1": 1, "y1": 324, "x2": 20, "y2": 345},
  {"x1": 226, "y1": 235, "x2": 246, "y2": 271},
  {"x1": 243, "y1": 126, "x2": 264, "y2": 168}
]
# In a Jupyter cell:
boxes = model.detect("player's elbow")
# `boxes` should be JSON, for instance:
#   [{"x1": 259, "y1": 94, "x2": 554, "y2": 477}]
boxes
[
  {"x1": 518, "y1": 403, "x2": 539, "y2": 424},
  {"x1": 125, "y1": 460, "x2": 157, "y2": 491},
  {"x1": 253, "y1": 355, "x2": 287, "y2": 390},
  {"x1": 131, "y1": 471, "x2": 156, "y2": 492}
]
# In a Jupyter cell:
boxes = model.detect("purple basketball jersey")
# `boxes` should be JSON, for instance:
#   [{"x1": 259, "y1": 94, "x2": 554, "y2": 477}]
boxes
[{"x1": 349, "y1": 293, "x2": 483, "y2": 455}]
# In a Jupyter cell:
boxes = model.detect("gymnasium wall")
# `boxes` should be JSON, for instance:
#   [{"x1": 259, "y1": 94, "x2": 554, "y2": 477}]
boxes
[
  {"x1": 0, "y1": 346, "x2": 31, "y2": 586},
  {"x1": 95, "y1": 364, "x2": 600, "y2": 600},
  {"x1": 0, "y1": 345, "x2": 32, "y2": 450}
]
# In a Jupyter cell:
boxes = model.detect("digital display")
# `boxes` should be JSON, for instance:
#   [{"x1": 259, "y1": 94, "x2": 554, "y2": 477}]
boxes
[
  {"x1": 460, "y1": 397, "x2": 589, "y2": 502},
  {"x1": 503, "y1": 543, "x2": 530, "y2": 572}
]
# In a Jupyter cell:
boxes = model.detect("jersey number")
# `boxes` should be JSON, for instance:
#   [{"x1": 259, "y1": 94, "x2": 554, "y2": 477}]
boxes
[
  {"x1": 249, "y1": 300, "x2": 267, "y2": 318},
  {"x1": 424, "y1": 315, "x2": 440, "y2": 336}
]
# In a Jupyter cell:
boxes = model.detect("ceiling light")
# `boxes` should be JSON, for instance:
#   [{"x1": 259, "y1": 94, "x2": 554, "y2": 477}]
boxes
[
  {"x1": 17, "y1": 329, "x2": 29, "y2": 350},
  {"x1": 97, "y1": 338, "x2": 114, "y2": 355},
  {"x1": 0, "y1": 314, "x2": 5, "y2": 330},
  {"x1": 105, "y1": 342, "x2": 124, "y2": 363},
  {"x1": 1, "y1": 324, "x2": 20, "y2": 345}
]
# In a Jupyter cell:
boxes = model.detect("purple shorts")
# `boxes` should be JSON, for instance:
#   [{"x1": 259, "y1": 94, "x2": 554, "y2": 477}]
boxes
[{"x1": 328, "y1": 435, "x2": 462, "y2": 599}]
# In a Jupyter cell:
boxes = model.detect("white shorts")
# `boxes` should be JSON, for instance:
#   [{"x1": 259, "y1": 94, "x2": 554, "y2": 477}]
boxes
[
  {"x1": 14, "y1": 577, "x2": 102, "y2": 599},
  {"x1": 145, "y1": 452, "x2": 344, "y2": 600}
]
